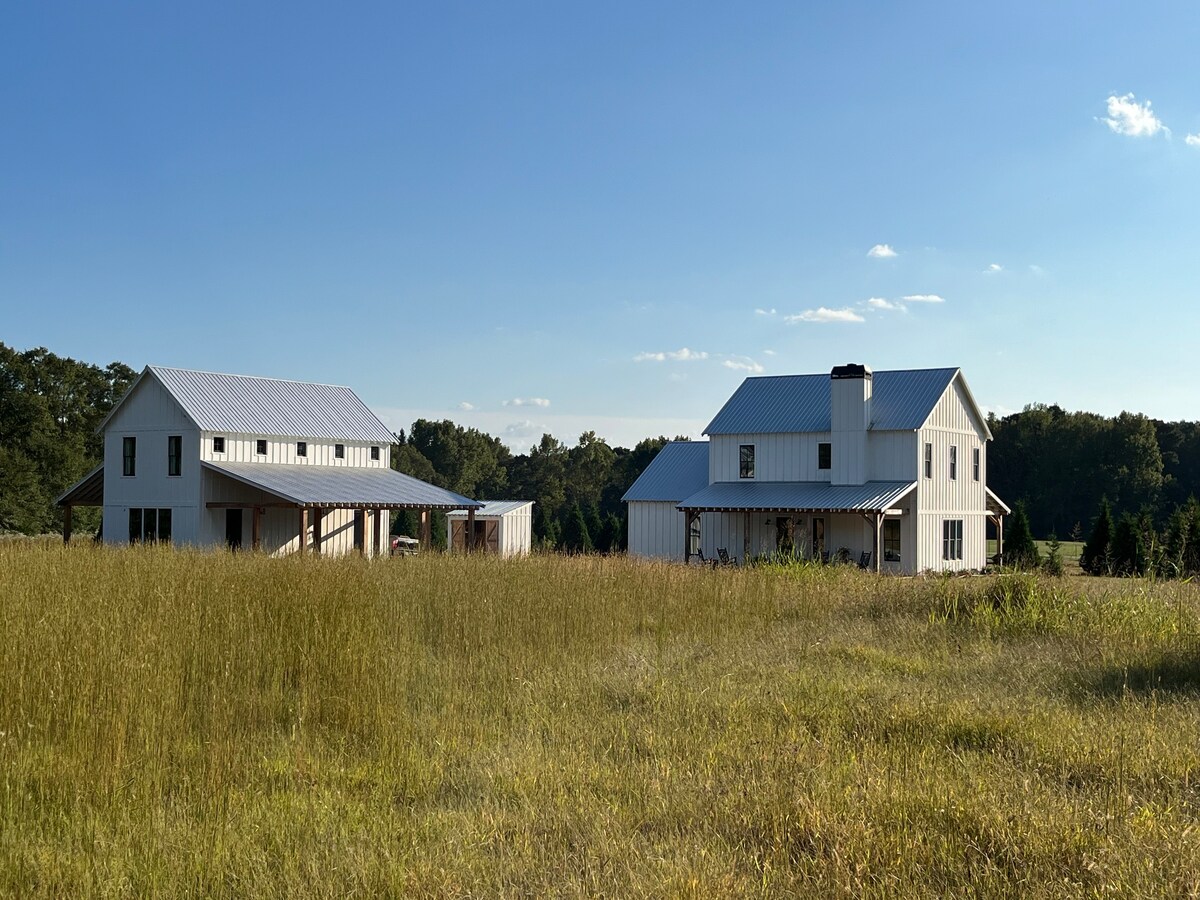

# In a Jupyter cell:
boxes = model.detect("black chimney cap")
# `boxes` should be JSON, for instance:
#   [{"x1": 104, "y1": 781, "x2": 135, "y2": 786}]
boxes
[{"x1": 831, "y1": 363, "x2": 872, "y2": 380}]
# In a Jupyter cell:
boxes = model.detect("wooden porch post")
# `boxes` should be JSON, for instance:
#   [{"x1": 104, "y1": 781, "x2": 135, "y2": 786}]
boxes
[
  {"x1": 313, "y1": 508, "x2": 324, "y2": 555},
  {"x1": 874, "y1": 513, "x2": 883, "y2": 573},
  {"x1": 743, "y1": 511, "x2": 751, "y2": 564},
  {"x1": 374, "y1": 508, "x2": 384, "y2": 558},
  {"x1": 683, "y1": 511, "x2": 693, "y2": 562},
  {"x1": 467, "y1": 508, "x2": 476, "y2": 553},
  {"x1": 996, "y1": 515, "x2": 1004, "y2": 563},
  {"x1": 252, "y1": 506, "x2": 262, "y2": 551},
  {"x1": 420, "y1": 509, "x2": 431, "y2": 550},
  {"x1": 299, "y1": 508, "x2": 308, "y2": 552},
  {"x1": 62, "y1": 504, "x2": 72, "y2": 545}
]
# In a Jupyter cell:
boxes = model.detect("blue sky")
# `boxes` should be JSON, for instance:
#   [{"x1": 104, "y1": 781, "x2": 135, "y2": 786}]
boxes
[{"x1": 3, "y1": 2, "x2": 1199, "y2": 450}]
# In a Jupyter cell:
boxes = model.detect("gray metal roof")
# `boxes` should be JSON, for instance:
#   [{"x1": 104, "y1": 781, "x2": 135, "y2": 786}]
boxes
[
  {"x1": 677, "y1": 480, "x2": 917, "y2": 512},
  {"x1": 703, "y1": 368, "x2": 960, "y2": 435},
  {"x1": 203, "y1": 461, "x2": 481, "y2": 509},
  {"x1": 621, "y1": 441, "x2": 710, "y2": 503},
  {"x1": 107, "y1": 366, "x2": 397, "y2": 443},
  {"x1": 446, "y1": 500, "x2": 534, "y2": 518}
]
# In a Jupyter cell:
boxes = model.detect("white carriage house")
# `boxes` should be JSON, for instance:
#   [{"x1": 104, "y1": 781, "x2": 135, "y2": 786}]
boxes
[
  {"x1": 446, "y1": 501, "x2": 534, "y2": 557},
  {"x1": 623, "y1": 364, "x2": 1010, "y2": 574},
  {"x1": 56, "y1": 366, "x2": 483, "y2": 555}
]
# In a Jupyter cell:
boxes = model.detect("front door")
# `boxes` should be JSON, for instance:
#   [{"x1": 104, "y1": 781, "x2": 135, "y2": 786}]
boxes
[
  {"x1": 226, "y1": 508, "x2": 243, "y2": 550},
  {"x1": 812, "y1": 516, "x2": 825, "y2": 560}
]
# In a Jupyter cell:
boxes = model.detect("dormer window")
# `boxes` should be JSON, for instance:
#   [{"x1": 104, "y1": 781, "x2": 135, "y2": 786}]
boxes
[{"x1": 739, "y1": 444, "x2": 755, "y2": 479}]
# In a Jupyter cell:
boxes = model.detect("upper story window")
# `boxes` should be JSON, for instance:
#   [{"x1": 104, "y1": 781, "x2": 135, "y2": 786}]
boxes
[
  {"x1": 335, "y1": 443, "x2": 345, "y2": 459},
  {"x1": 168, "y1": 435, "x2": 181, "y2": 477},
  {"x1": 122, "y1": 436, "x2": 136, "y2": 476},
  {"x1": 973, "y1": 447, "x2": 980, "y2": 482},
  {"x1": 256, "y1": 439, "x2": 268, "y2": 456},
  {"x1": 924, "y1": 443, "x2": 932, "y2": 479},
  {"x1": 949, "y1": 445, "x2": 958, "y2": 480},
  {"x1": 818, "y1": 442, "x2": 831, "y2": 471},
  {"x1": 297, "y1": 441, "x2": 307, "y2": 457},
  {"x1": 739, "y1": 444, "x2": 755, "y2": 479},
  {"x1": 371, "y1": 446, "x2": 380, "y2": 461},
  {"x1": 213, "y1": 436, "x2": 225, "y2": 454}
]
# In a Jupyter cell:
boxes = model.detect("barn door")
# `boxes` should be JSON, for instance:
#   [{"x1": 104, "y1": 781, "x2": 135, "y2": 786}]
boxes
[
  {"x1": 485, "y1": 520, "x2": 500, "y2": 554},
  {"x1": 450, "y1": 520, "x2": 465, "y2": 551}
]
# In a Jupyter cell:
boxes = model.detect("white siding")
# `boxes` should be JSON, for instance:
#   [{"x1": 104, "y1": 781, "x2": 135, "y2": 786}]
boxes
[
  {"x1": 867, "y1": 431, "x2": 919, "y2": 481},
  {"x1": 708, "y1": 433, "x2": 834, "y2": 483},
  {"x1": 500, "y1": 506, "x2": 533, "y2": 557},
  {"x1": 200, "y1": 432, "x2": 389, "y2": 468},
  {"x1": 628, "y1": 501, "x2": 687, "y2": 560},
  {"x1": 831, "y1": 374, "x2": 871, "y2": 485}
]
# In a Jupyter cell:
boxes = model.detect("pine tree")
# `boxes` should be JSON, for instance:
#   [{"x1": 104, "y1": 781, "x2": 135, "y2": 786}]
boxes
[
  {"x1": 1184, "y1": 498, "x2": 1200, "y2": 575},
  {"x1": 1110, "y1": 513, "x2": 1140, "y2": 576},
  {"x1": 559, "y1": 502, "x2": 593, "y2": 554},
  {"x1": 1043, "y1": 532, "x2": 1064, "y2": 576},
  {"x1": 1080, "y1": 497, "x2": 1114, "y2": 576},
  {"x1": 1005, "y1": 502, "x2": 1040, "y2": 569}
]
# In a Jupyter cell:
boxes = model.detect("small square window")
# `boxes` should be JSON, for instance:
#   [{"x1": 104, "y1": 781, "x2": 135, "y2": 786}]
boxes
[
  {"x1": 739, "y1": 444, "x2": 755, "y2": 479},
  {"x1": 818, "y1": 442, "x2": 831, "y2": 471},
  {"x1": 256, "y1": 439, "x2": 268, "y2": 455},
  {"x1": 371, "y1": 446, "x2": 380, "y2": 461},
  {"x1": 213, "y1": 436, "x2": 225, "y2": 454},
  {"x1": 297, "y1": 441, "x2": 307, "y2": 457},
  {"x1": 335, "y1": 444, "x2": 345, "y2": 459}
]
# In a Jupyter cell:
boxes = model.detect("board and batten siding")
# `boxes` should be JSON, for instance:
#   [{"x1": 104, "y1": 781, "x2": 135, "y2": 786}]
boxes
[
  {"x1": 914, "y1": 376, "x2": 990, "y2": 572},
  {"x1": 708, "y1": 433, "x2": 834, "y2": 483},
  {"x1": 627, "y1": 501, "x2": 687, "y2": 559},
  {"x1": 500, "y1": 506, "x2": 533, "y2": 557},
  {"x1": 103, "y1": 375, "x2": 202, "y2": 545},
  {"x1": 199, "y1": 433, "x2": 390, "y2": 468}
]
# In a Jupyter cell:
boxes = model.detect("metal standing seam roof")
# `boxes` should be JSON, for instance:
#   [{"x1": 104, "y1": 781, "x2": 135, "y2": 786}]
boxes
[
  {"x1": 55, "y1": 463, "x2": 104, "y2": 506},
  {"x1": 446, "y1": 500, "x2": 535, "y2": 519},
  {"x1": 676, "y1": 480, "x2": 917, "y2": 513},
  {"x1": 203, "y1": 461, "x2": 482, "y2": 509},
  {"x1": 621, "y1": 441, "x2": 710, "y2": 503},
  {"x1": 100, "y1": 366, "x2": 397, "y2": 443},
  {"x1": 703, "y1": 368, "x2": 961, "y2": 435}
]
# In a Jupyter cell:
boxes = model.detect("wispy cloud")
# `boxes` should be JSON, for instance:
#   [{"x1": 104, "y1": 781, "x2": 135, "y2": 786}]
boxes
[
  {"x1": 867, "y1": 297, "x2": 905, "y2": 311},
  {"x1": 902, "y1": 294, "x2": 945, "y2": 304},
  {"x1": 984, "y1": 263, "x2": 1003, "y2": 274},
  {"x1": 754, "y1": 307, "x2": 777, "y2": 317},
  {"x1": 762, "y1": 349, "x2": 777, "y2": 356},
  {"x1": 787, "y1": 307, "x2": 866, "y2": 324},
  {"x1": 633, "y1": 347, "x2": 709, "y2": 362},
  {"x1": 457, "y1": 401, "x2": 475, "y2": 411},
  {"x1": 1029, "y1": 264, "x2": 1045, "y2": 275},
  {"x1": 723, "y1": 356, "x2": 765, "y2": 373},
  {"x1": 1187, "y1": 134, "x2": 1200, "y2": 147},
  {"x1": 503, "y1": 397, "x2": 550, "y2": 408},
  {"x1": 1100, "y1": 93, "x2": 1168, "y2": 137},
  {"x1": 867, "y1": 244, "x2": 898, "y2": 259}
]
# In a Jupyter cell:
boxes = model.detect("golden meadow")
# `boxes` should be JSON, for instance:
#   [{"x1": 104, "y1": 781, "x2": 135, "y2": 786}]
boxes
[{"x1": 2, "y1": 542, "x2": 1200, "y2": 897}]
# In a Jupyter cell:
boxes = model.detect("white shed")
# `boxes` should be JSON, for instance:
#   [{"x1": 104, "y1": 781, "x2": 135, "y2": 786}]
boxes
[{"x1": 447, "y1": 501, "x2": 534, "y2": 557}]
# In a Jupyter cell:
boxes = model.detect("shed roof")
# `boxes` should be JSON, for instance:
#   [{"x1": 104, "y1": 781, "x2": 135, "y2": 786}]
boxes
[
  {"x1": 55, "y1": 464, "x2": 104, "y2": 506},
  {"x1": 677, "y1": 480, "x2": 917, "y2": 513},
  {"x1": 203, "y1": 461, "x2": 481, "y2": 509},
  {"x1": 100, "y1": 366, "x2": 397, "y2": 443},
  {"x1": 621, "y1": 441, "x2": 710, "y2": 503},
  {"x1": 446, "y1": 500, "x2": 535, "y2": 519},
  {"x1": 703, "y1": 368, "x2": 962, "y2": 435}
]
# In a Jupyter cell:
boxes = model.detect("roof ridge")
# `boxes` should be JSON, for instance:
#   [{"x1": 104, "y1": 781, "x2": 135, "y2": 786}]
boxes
[{"x1": 149, "y1": 364, "x2": 354, "y2": 391}]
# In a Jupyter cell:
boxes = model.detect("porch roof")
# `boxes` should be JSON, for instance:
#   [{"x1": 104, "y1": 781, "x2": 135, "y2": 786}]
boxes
[
  {"x1": 56, "y1": 464, "x2": 104, "y2": 507},
  {"x1": 203, "y1": 461, "x2": 482, "y2": 510},
  {"x1": 986, "y1": 486, "x2": 1011, "y2": 516},
  {"x1": 677, "y1": 480, "x2": 917, "y2": 514}
]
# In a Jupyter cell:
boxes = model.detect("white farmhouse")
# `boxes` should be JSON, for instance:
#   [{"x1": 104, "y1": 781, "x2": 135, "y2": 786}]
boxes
[
  {"x1": 623, "y1": 364, "x2": 1009, "y2": 573},
  {"x1": 57, "y1": 366, "x2": 482, "y2": 555}
]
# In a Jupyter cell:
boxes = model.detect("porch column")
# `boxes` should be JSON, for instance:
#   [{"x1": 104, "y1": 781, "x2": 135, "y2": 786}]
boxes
[
  {"x1": 252, "y1": 506, "x2": 262, "y2": 551},
  {"x1": 62, "y1": 504, "x2": 72, "y2": 545},
  {"x1": 743, "y1": 511, "x2": 751, "y2": 564},
  {"x1": 683, "y1": 510, "x2": 693, "y2": 562},
  {"x1": 874, "y1": 513, "x2": 883, "y2": 573},
  {"x1": 299, "y1": 508, "x2": 308, "y2": 552},
  {"x1": 467, "y1": 508, "x2": 476, "y2": 553},
  {"x1": 996, "y1": 515, "x2": 1004, "y2": 563},
  {"x1": 374, "y1": 508, "x2": 384, "y2": 558},
  {"x1": 313, "y1": 508, "x2": 324, "y2": 555},
  {"x1": 420, "y1": 509, "x2": 432, "y2": 550}
]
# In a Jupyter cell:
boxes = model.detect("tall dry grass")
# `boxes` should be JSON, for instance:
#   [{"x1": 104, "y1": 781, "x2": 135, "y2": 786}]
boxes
[{"x1": 2, "y1": 544, "x2": 1200, "y2": 897}]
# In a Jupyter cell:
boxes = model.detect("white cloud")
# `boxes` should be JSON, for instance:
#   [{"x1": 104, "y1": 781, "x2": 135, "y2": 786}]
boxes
[
  {"x1": 901, "y1": 294, "x2": 945, "y2": 303},
  {"x1": 503, "y1": 397, "x2": 550, "y2": 408},
  {"x1": 867, "y1": 297, "x2": 904, "y2": 311},
  {"x1": 1029, "y1": 264, "x2": 1045, "y2": 275},
  {"x1": 1100, "y1": 93, "x2": 1168, "y2": 137},
  {"x1": 1186, "y1": 134, "x2": 1200, "y2": 147},
  {"x1": 754, "y1": 307, "x2": 777, "y2": 316},
  {"x1": 786, "y1": 307, "x2": 866, "y2": 324},
  {"x1": 762, "y1": 349, "x2": 777, "y2": 356},
  {"x1": 984, "y1": 263, "x2": 1003, "y2": 274},
  {"x1": 633, "y1": 347, "x2": 709, "y2": 362},
  {"x1": 867, "y1": 244, "x2": 898, "y2": 259},
  {"x1": 457, "y1": 401, "x2": 475, "y2": 411},
  {"x1": 723, "y1": 357, "x2": 765, "y2": 374}
]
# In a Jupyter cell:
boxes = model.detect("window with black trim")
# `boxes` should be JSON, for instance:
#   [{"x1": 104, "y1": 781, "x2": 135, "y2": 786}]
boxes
[
  {"x1": 122, "y1": 436, "x2": 136, "y2": 476},
  {"x1": 168, "y1": 435, "x2": 181, "y2": 476},
  {"x1": 297, "y1": 441, "x2": 307, "y2": 457},
  {"x1": 883, "y1": 519, "x2": 901, "y2": 562},
  {"x1": 942, "y1": 519, "x2": 963, "y2": 560},
  {"x1": 371, "y1": 446, "x2": 380, "y2": 461},
  {"x1": 949, "y1": 445, "x2": 958, "y2": 480},
  {"x1": 256, "y1": 439, "x2": 268, "y2": 455},
  {"x1": 213, "y1": 436, "x2": 225, "y2": 453},
  {"x1": 924, "y1": 443, "x2": 932, "y2": 479},
  {"x1": 739, "y1": 444, "x2": 755, "y2": 479},
  {"x1": 818, "y1": 442, "x2": 831, "y2": 470},
  {"x1": 129, "y1": 508, "x2": 172, "y2": 543},
  {"x1": 335, "y1": 444, "x2": 345, "y2": 459},
  {"x1": 973, "y1": 447, "x2": 980, "y2": 481}
]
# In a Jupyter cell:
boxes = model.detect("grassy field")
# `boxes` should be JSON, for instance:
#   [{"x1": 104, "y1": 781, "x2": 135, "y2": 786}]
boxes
[{"x1": 3, "y1": 545, "x2": 1200, "y2": 897}]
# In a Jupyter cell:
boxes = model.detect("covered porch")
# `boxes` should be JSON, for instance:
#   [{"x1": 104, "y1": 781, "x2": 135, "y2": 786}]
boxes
[
  {"x1": 677, "y1": 481, "x2": 917, "y2": 573},
  {"x1": 55, "y1": 463, "x2": 104, "y2": 543},
  {"x1": 987, "y1": 486, "x2": 1011, "y2": 565}
]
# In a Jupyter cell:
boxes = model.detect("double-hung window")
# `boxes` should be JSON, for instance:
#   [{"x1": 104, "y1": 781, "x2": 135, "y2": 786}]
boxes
[
  {"x1": 883, "y1": 519, "x2": 901, "y2": 562},
  {"x1": 168, "y1": 435, "x2": 181, "y2": 476},
  {"x1": 924, "y1": 443, "x2": 932, "y2": 479},
  {"x1": 122, "y1": 437, "x2": 136, "y2": 476},
  {"x1": 739, "y1": 444, "x2": 755, "y2": 479},
  {"x1": 973, "y1": 447, "x2": 980, "y2": 482},
  {"x1": 942, "y1": 520, "x2": 963, "y2": 560},
  {"x1": 949, "y1": 445, "x2": 958, "y2": 480}
]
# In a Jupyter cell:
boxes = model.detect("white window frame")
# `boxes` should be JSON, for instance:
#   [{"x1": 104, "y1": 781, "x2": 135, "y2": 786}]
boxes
[
  {"x1": 924, "y1": 442, "x2": 932, "y2": 479},
  {"x1": 739, "y1": 444, "x2": 755, "y2": 479},
  {"x1": 973, "y1": 447, "x2": 980, "y2": 482},
  {"x1": 949, "y1": 445, "x2": 957, "y2": 481}
]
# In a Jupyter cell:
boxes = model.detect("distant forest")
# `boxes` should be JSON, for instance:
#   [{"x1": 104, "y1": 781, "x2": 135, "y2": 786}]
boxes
[{"x1": 3, "y1": 342, "x2": 1199, "y2": 550}]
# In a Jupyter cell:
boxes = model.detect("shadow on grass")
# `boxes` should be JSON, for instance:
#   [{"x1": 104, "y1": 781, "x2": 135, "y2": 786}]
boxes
[{"x1": 1078, "y1": 648, "x2": 1200, "y2": 698}]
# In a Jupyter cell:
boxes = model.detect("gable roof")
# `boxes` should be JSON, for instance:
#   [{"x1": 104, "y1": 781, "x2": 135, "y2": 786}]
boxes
[
  {"x1": 703, "y1": 367, "x2": 968, "y2": 435},
  {"x1": 99, "y1": 366, "x2": 397, "y2": 443},
  {"x1": 446, "y1": 500, "x2": 535, "y2": 518},
  {"x1": 621, "y1": 441, "x2": 710, "y2": 503}
]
